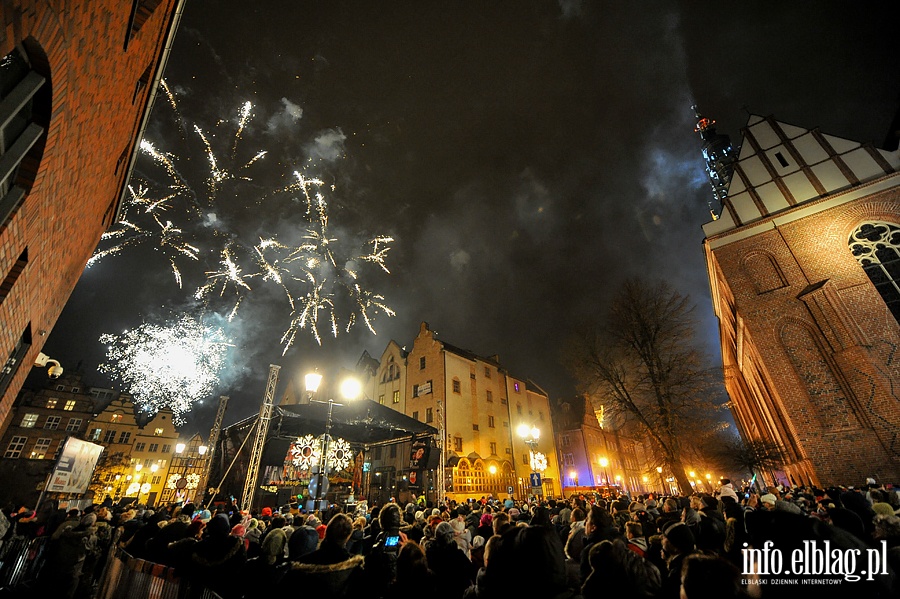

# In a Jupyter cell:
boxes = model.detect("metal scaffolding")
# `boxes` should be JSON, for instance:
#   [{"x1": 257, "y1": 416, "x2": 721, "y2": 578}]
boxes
[
  {"x1": 241, "y1": 364, "x2": 280, "y2": 510},
  {"x1": 196, "y1": 395, "x2": 228, "y2": 503}
]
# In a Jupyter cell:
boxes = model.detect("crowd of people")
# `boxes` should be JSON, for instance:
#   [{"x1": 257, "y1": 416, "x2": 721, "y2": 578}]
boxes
[{"x1": 1, "y1": 478, "x2": 899, "y2": 599}]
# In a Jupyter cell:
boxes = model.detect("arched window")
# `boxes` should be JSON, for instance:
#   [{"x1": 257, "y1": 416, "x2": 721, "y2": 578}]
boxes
[{"x1": 849, "y1": 222, "x2": 900, "y2": 321}]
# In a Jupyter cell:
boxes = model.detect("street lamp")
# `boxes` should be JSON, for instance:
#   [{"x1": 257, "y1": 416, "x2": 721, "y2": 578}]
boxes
[
  {"x1": 656, "y1": 466, "x2": 664, "y2": 494},
  {"x1": 599, "y1": 457, "x2": 610, "y2": 488},
  {"x1": 306, "y1": 371, "x2": 361, "y2": 510},
  {"x1": 569, "y1": 470, "x2": 578, "y2": 493},
  {"x1": 518, "y1": 424, "x2": 543, "y2": 497}
]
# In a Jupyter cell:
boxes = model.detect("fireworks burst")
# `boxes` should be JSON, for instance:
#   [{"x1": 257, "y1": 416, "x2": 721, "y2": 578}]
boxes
[
  {"x1": 90, "y1": 80, "x2": 395, "y2": 354},
  {"x1": 98, "y1": 315, "x2": 233, "y2": 424}
]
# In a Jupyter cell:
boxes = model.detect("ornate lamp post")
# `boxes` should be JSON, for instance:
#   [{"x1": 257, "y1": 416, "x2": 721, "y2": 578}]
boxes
[
  {"x1": 599, "y1": 457, "x2": 610, "y2": 488},
  {"x1": 517, "y1": 424, "x2": 544, "y2": 497},
  {"x1": 305, "y1": 371, "x2": 362, "y2": 511}
]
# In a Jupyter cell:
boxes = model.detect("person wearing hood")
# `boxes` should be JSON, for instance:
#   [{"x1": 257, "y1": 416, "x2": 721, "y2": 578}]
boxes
[
  {"x1": 243, "y1": 517, "x2": 262, "y2": 558},
  {"x1": 260, "y1": 515, "x2": 287, "y2": 565},
  {"x1": 188, "y1": 514, "x2": 246, "y2": 599},
  {"x1": 425, "y1": 522, "x2": 475, "y2": 599}
]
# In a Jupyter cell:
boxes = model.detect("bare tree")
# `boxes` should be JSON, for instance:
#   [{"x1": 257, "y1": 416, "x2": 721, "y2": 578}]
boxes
[
  {"x1": 714, "y1": 436, "x2": 784, "y2": 490},
  {"x1": 567, "y1": 278, "x2": 723, "y2": 494}
]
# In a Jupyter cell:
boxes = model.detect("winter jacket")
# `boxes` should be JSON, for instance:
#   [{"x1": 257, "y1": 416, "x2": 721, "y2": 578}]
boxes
[{"x1": 275, "y1": 554, "x2": 364, "y2": 598}]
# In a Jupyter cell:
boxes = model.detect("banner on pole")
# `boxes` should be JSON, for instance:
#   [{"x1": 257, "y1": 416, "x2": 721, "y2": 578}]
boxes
[{"x1": 46, "y1": 437, "x2": 104, "y2": 494}]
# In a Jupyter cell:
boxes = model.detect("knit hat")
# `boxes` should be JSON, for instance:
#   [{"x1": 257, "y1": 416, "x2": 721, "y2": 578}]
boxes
[
  {"x1": 508, "y1": 508, "x2": 520, "y2": 518},
  {"x1": 628, "y1": 502, "x2": 646, "y2": 513},
  {"x1": 480, "y1": 513, "x2": 493, "y2": 526},
  {"x1": 663, "y1": 522, "x2": 695, "y2": 554},
  {"x1": 760, "y1": 494, "x2": 777, "y2": 506},
  {"x1": 186, "y1": 520, "x2": 206, "y2": 537},
  {"x1": 415, "y1": 511, "x2": 424, "y2": 521},
  {"x1": 231, "y1": 523, "x2": 246, "y2": 537},
  {"x1": 435, "y1": 521, "x2": 455, "y2": 543},
  {"x1": 872, "y1": 502, "x2": 895, "y2": 517},
  {"x1": 261, "y1": 506, "x2": 273, "y2": 517},
  {"x1": 306, "y1": 515, "x2": 320, "y2": 528},
  {"x1": 196, "y1": 509, "x2": 212, "y2": 523},
  {"x1": 246, "y1": 518, "x2": 259, "y2": 530}
]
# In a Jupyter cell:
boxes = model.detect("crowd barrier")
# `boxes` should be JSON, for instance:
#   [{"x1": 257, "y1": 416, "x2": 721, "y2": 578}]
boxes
[{"x1": 0, "y1": 532, "x2": 222, "y2": 599}]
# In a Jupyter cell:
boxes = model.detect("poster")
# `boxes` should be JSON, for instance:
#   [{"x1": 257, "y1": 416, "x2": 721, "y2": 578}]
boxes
[{"x1": 46, "y1": 437, "x2": 104, "y2": 494}]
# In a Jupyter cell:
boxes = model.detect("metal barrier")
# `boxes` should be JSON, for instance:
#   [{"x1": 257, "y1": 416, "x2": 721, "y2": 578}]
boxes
[
  {"x1": 0, "y1": 535, "x2": 48, "y2": 588},
  {"x1": 1, "y1": 530, "x2": 222, "y2": 599},
  {"x1": 97, "y1": 547, "x2": 223, "y2": 599}
]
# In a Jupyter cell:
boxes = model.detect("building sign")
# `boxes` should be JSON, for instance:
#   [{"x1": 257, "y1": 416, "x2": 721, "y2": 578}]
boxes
[
  {"x1": 414, "y1": 381, "x2": 432, "y2": 397},
  {"x1": 46, "y1": 437, "x2": 104, "y2": 494}
]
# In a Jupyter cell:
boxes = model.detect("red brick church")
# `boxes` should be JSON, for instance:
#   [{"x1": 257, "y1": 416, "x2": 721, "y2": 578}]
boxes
[{"x1": 698, "y1": 108, "x2": 900, "y2": 486}]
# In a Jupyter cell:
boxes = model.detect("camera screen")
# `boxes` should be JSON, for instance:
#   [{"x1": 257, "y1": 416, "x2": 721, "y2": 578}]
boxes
[{"x1": 384, "y1": 535, "x2": 400, "y2": 547}]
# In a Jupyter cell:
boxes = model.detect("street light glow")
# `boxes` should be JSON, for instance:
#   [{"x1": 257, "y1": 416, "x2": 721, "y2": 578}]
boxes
[
  {"x1": 305, "y1": 371, "x2": 323, "y2": 393},
  {"x1": 175, "y1": 443, "x2": 186, "y2": 454},
  {"x1": 198, "y1": 445, "x2": 208, "y2": 455},
  {"x1": 517, "y1": 423, "x2": 530, "y2": 438},
  {"x1": 339, "y1": 377, "x2": 362, "y2": 400},
  {"x1": 599, "y1": 457, "x2": 609, "y2": 468}
]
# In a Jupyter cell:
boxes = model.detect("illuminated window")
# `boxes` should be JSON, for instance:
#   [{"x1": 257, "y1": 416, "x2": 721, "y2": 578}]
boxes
[
  {"x1": 20, "y1": 413, "x2": 37, "y2": 428},
  {"x1": 111, "y1": 413, "x2": 123, "y2": 422},
  {"x1": 850, "y1": 222, "x2": 900, "y2": 321},
  {"x1": 30, "y1": 438, "x2": 51, "y2": 459},
  {"x1": 378, "y1": 394, "x2": 385, "y2": 405},
  {"x1": 63, "y1": 400, "x2": 76, "y2": 411},
  {"x1": 45, "y1": 398, "x2": 57, "y2": 409},
  {"x1": 5, "y1": 436, "x2": 27, "y2": 458},
  {"x1": 90, "y1": 428, "x2": 102, "y2": 441},
  {"x1": 392, "y1": 391, "x2": 400, "y2": 404},
  {"x1": 154, "y1": 428, "x2": 163, "y2": 436},
  {"x1": 44, "y1": 416, "x2": 60, "y2": 430},
  {"x1": 514, "y1": 382, "x2": 520, "y2": 393}
]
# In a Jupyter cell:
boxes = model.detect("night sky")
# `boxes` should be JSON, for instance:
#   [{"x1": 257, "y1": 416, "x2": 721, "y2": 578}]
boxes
[{"x1": 43, "y1": 1, "x2": 900, "y2": 432}]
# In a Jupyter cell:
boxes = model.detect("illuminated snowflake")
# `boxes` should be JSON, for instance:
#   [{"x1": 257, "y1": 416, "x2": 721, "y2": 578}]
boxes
[
  {"x1": 289, "y1": 434, "x2": 321, "y2": 470},
  {"x1": 530, "y1": 452, "x2": 548, "y2": 473},
  {"x1": 325, "y1": 436, "x2": 352, "y2": 472}
]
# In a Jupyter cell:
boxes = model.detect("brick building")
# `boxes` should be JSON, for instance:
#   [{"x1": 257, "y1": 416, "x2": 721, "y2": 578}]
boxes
[
  {"x1": 0, "y1": 1, "x2": 184, "y2": 432},
  {"x1": 359, "y1": 322, "x2": 561, "y2": 502},
  {"x1": 700, "y1": 111, "x2": 900, "y2": 486}
]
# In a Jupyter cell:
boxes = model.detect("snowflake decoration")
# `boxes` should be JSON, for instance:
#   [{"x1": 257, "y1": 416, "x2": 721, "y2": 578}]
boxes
[
  {"x1": 290, "y1": 434, "x2": 321, "y2": 470},
  {"x1": 186, "y1": 473, "x2": 201, "y2": 490},
  {"x1": 325, "y1": 436, "x2": 352, "y2": 472},
  {"x1": 530, "y1": 452, "x2": 548, "y2": 473},
  {"x1": 166, "y1": 473, "x2": 181, "y2": 489},
  {"x1": 126, "y1": 482, "x2": 141, "y2": 496}
]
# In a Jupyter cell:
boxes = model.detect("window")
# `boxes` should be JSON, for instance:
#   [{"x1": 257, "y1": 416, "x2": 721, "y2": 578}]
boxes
[
  {"x1": 149, "y1": 443, "x2": 159, "y2": 452},
  {"x1": 850, "y1": 222, "x2": 900, "y2": 321},
  {"x1": 472, "y1": 423, "x2": 479, "y2": 431},
  {"x1": 489, "y1": 442, "x2": 497, "y2": 455},
  {"x1": 151, "y1": 475, "x2": 161, "y2": 485},
  {"x1": 90, "y1": 428, "x2": 102, "y2": 441},
  {"x1": 71, "y1": 388, "x2": 79, "y2": 393},
  {"x1": 103, "y1": 430, "x2": 116, "y2": 443},
  {"x1": 392, "y1": 391, "x2": 400, "y2": 404},
  {"x1": 517, "y1": 404, "x2": 522, "y2": 415},
  {"x1": 5, "y1": 436, "x2": 27, "y2": 458},
  {"x1": 162, "y1": 444, "x2": 171, "y2": 453},
  {"x1": 378, "y1": 394, "x2": 385, "y2": 405},
  {"x1": 514, "y1": 382, "x2": 520, "y2": 393},
  {"x1": 488, "y1": 416, "x2": 495, "y2": 428},
  {"x1": 135, "y1": 442, "x2": 146, "y2": 452},
  {"x1": 562, "y1": 453, "x2": 575, "y2": 466},
  {"x1": 774, "y1": 151, "x2": 789, "y2": 168},
  {"x1": 412, "y1": 411, "x2": 419, "y2": 421},
  {"x1": 65, "y1": 418, "x2": 82, "y2": 432},
  {"x1": 30, "y1": 438, "x2": 51, "y2": 459},
  {"x1": 118, "y1": 432, "x2": 131, "y2": 444},
  {"x1": 412, "y1": 384, "x2": 418, "y2": 396},
  {"x1": 20, "y1": 413, "x2": 37, "y2": 428},
  {"x1": 453, "y1": 437, "x2": 463, "y2": 452},
  {"x1": 111, "y1": 413, "x2": 123, "y2": 422},
  {"x1": 484, "y1": 367, "x2": 491, "y2": 378},
  {"x1": 154, "y1": 428, "x2": 163, "y2": 436},
  {"x1": 452, "y1": 379, "x2": 461, "y2": 394},
  {"x1": 374, "y1": 446, "x2": 382, "y2": 460},
  {"x1": 44, "y1": 416, "x2": 60, "y2": 430},
  {"x1": 426, "y1": 408, "x2": 433, "y2": 423},
  {"x1": 55, "y1": 385, "x2": 64, "y2": 391},
  {"x1": 63, "y1": 400, "x2": 76, "y2": 411},
  {"x1": 419, "y1": 357, "x2": 426, "y2": 370},
  {"x1": 125, "y1": 0, "x2": 165, "y2": 50},
  {"x1": 486, "y1": 390, "x2": 493, "y2": 402},
  {"x1": 0, "y1": 47, "x2": 47, "y2": 229},
  {"x1": 0, "y1": 248, "x2": 27, "y2": 306},
  {"x1": 561, "y1": 435, "x2": 570, "y2": 448},
  {"x1": 45, "y1": 398, "x2": 57, "y2": 409},
  {"x1": 522, "y1": 453, "x2": 529, "y2": 465},
  {"x1": 390, "y1": 445, "x2": 397, "y2": 458}
]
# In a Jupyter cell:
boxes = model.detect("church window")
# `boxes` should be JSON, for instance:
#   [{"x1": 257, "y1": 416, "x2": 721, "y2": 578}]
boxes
[{"x1": 850, "y1": 222, "x2": 900, "y2": 321}]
